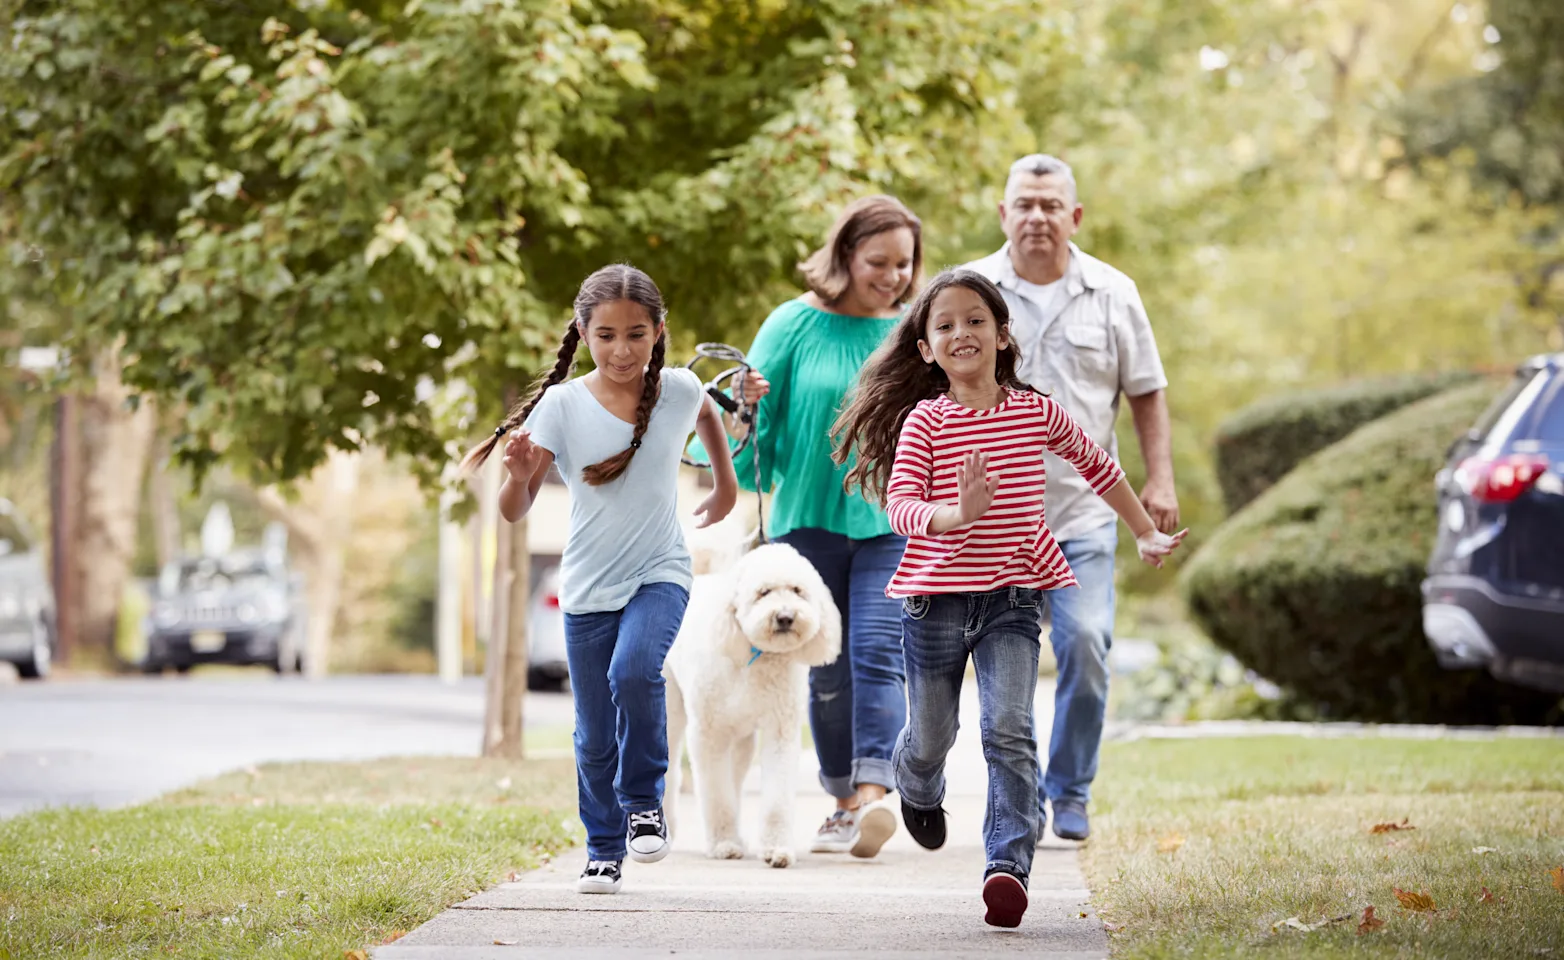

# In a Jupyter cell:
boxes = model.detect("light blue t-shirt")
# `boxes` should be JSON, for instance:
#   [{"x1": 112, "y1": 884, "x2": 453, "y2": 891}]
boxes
[{"x1": 525, "y1": 367, "x2": 705, "y2": 614}]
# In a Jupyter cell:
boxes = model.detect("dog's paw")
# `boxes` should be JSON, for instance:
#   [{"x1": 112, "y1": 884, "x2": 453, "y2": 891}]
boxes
[
  {"x1": 761, "y1": 845, "x2": 794, "y2": 869},
  {"x1": 708, "y1": 839, "x2": 746, "y2": 860}
]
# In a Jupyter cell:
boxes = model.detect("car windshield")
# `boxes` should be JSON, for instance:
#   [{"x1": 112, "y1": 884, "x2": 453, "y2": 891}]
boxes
[
  {"x1": 172, "y1": 558, "x2": 273, "y2": 593},
  {"x1": 1525, "y1": 372, "x2": 1564, "y2": 443},
  {"x1": 0, "y1": 513, "x2": 31, "y2": 557}
]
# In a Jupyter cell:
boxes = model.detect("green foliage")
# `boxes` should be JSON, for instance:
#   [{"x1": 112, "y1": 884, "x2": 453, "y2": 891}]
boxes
[
  {"x1": 1182, "y1": 379, "x2": 1563, "y2": 724},
  {"x1": 1213, "y1": 370, "x2": 1476, "y2": 514}
]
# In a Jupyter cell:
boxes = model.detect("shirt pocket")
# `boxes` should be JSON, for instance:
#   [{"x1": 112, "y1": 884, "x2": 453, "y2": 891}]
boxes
[{"x1": 1064, "y1": 318, "x2": 1112, "y2": 376}]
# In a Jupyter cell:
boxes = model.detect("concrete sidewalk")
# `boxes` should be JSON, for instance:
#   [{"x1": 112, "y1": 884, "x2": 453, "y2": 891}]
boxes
[{"x1": 377, "y1": 679, "x2": 1109, "y2": 959}]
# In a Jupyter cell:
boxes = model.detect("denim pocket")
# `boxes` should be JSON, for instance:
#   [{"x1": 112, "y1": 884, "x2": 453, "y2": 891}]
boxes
[
  {"x1": 902, "y1": 595, "x2": 932, "y2": 621},
  {"x1": 1009, "y1": 587, "x2": 1042, "y2": 610}
]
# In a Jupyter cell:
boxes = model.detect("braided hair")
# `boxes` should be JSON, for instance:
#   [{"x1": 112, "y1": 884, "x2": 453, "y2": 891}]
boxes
[{"x1": 460, "y1": 264, "x2": 668, "y2": 485}]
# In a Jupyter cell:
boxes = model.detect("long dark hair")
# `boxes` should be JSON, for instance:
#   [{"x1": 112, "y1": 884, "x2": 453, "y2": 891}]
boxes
[
  {"x1": 798, "y1": 195, "x2": 924, "y2": 308},
  {"x1": 460, "y1": 264, "x2": 668, "y2": 485},
  {"x1": 831, "y1": 269, "x2": 1035, "y2": 504}
]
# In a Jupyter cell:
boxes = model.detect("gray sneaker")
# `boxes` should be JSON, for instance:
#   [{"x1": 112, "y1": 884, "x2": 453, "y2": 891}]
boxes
[{"x1": 809, "y1": 808, "x2": 858, "y2": 853}]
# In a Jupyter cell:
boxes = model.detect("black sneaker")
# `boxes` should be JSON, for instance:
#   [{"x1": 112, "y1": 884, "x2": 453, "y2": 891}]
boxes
[
  {"x1": 577, "y1": 859, "x2": 622, "y2": 894},
  {"x1": 900, "y1": 798, "x2": 947, "y2": 850},
  {"x1": 627, "y1": 807, "x2": 669, "y2": 863},
  {"x1": 982, "y1": 868, "x2": 1028, "y2": 927}
]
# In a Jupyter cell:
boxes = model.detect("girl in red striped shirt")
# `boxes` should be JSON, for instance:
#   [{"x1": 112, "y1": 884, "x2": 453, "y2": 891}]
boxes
[{"x1": 832, "y1": 269, "x2": 1184, "y2": 928}]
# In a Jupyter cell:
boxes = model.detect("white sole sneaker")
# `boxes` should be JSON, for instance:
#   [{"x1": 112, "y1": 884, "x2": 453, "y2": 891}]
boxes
[
  {"x1": 850, "y1": 800, "x2": 897, "y2": 859},
  {"x1": 577, "y1": 875, "x2": 622, "y2": 894},
  {"x1": 627, "y1": 838, "x2": 669, "y2": 864}
]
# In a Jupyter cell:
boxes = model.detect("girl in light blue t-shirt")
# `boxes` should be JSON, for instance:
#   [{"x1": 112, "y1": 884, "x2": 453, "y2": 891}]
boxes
[{"x1": 462, "y1": 264, "x2": 739, "y2": 895}]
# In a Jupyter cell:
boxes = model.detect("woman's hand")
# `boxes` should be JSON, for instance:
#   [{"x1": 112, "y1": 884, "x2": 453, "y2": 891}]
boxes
[
  {"x1": 502, "y1": 429, "x2": 545, "y2": 483},
  {"x1": 737, "y1": 369, "x2": 770, "y2": 404},
  {"x1": 1135, "y1": 527, "x2": 1188, "y2": 568}
]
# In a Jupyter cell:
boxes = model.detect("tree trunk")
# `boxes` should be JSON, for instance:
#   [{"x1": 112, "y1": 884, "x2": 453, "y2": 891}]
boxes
[
  {"x1": 482, "y1": 507, "x2": 531, "y2": 758},
  {"x1": 71, "y1": 351, "x2": 157, "y2": 662},
  {"x1": 146, "y1": 432, "x2": 182, "y2": 569}
]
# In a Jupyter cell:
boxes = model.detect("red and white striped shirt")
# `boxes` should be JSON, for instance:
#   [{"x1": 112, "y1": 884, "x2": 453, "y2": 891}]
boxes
[{"x1": 884, "y1": 389, "x2": 1126, "y2": 598}]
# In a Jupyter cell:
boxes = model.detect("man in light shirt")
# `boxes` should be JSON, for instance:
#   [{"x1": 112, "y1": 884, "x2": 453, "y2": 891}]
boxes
[{"x1": 963, "y1": 154, "x2": 1179, "y2": 842}]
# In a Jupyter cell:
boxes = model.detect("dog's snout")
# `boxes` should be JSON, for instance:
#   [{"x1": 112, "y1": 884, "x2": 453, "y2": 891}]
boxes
[{"x1": 773, "y1": 610, "x2": 796, "y2": 631}]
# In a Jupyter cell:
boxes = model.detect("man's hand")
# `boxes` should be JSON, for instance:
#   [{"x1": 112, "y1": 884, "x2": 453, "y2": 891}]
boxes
[
  {"x1": 1139, "y1": 478, "x2": 1180, "y2": 534},
  {"x1": 956, "y1": 450, "x2": 997, "y2": 526},
  {"x1": 502, "y1": 429, "x2": 545, "y2": 483}
]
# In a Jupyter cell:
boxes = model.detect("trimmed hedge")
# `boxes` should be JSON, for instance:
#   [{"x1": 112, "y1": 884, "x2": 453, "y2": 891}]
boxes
[
  {"x1": 1213, "y1": 371, "x2": 1477, "y2": 514},
  {"x1": 1183, "y1": 379, "x2": 1562, "y2": 725}
]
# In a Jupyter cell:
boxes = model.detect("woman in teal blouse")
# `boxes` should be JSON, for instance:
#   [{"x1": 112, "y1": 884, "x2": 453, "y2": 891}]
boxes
[{"x1": 736, "y1": 195, "x2": 923, "y2": 859}]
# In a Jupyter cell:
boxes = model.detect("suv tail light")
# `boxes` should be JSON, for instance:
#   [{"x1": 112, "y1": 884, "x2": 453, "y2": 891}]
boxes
[{"x1": 1456, "y1": 454, "x2": 1551, "y2": 503}]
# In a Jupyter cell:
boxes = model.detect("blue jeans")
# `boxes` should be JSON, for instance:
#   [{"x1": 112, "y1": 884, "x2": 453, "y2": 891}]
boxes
[
  {"x1": 563, "y1": 581, "x2": 689, "y2": 860},
  {"x1": 894, "y1": 586, "x2": 1043, "y2": 881},
  {"x1": 1039, "y1": 521, "x2": 1118, "y2": 810},
  {"x1": 776, "y1": 528, "x2": 906, "y2": 798}
]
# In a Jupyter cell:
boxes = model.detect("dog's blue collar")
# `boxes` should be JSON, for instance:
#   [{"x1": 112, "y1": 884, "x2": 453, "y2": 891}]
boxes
[{"x1": 747, "y1": 646, "x2": 763, "y2": 667}]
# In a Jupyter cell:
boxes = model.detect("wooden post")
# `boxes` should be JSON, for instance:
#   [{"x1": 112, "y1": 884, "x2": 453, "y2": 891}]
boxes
[
  {"x1": 481, "y1": 507, "x2": 513, "y2": 756},
  {"x1": 497, "y1": 514, "x2": 530, "y2": 757},
  {"x1": 49, "y1": 395, "x2": 78, "y2": 663}
]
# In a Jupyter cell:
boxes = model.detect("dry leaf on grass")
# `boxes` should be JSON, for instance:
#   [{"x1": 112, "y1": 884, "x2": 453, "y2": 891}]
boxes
[
  {"x1": 1479, "y1": 887, "x2": 1503, "y2": 904},
  {"x1": 1102, "y1": 921, "x2": 1123, "y2": 932},
  {"x1": 1394, "y1": 887, "x2": 1438, "y2": 912},
  {"x1": 342, "y1": 951, "x2": 368, "y2": 960},
  {"x1": 504, "y1": 870, "x2": 522, "y2": 882},
  {"x1": 1156, "y1": 833, "x2": 1186, "y2": 853},
  {"x1": 89, "y1": 845, "x2": 101, "y2": 855},
  {"x1": 1357, "y1": 905, "x2": 1386, "y2": 934},
  {"x1": 1551, "y1": 866, "x2": 1564, "y2": 893},
  {"x1": 379, "y1": 930, "x2": 407, "y2": 945},
  {"x1": 1472, "y1": 846, "x2": 1499, "y2": 855},
  {"x1": 428, "y1": 817, "x2": 444, "y2": 829},
  {"x1": 1370, "y1": 818, "x2": 1415, "y2": 834},
  {"x1": 1273, "y1": 917, "x2": 1315, "y2": 933}
]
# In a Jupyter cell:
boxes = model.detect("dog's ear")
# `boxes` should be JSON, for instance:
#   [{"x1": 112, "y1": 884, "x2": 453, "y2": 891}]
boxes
[
  {"x1": 719, "y1": 574, "x2": 751, "y2": 660},
  {"x1": 796, "y1": 576, "x2": 843, "y2": 668}
]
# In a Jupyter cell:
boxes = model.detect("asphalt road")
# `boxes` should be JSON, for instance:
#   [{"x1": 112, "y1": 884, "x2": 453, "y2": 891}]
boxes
[{"x1": 0, "y1": 673, "x2": 574, "y2": 818}]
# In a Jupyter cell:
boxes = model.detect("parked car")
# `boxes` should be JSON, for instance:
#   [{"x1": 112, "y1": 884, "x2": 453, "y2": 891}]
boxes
[
  {"x1": 0, "y1": 499, "x2": 55, "y2": 679},
  {"x1": 1423, "y1": 352, "x2": 1564, "y2": 692},
  {"x1": 143, "y1": 549, "x2": 309, "y2": 674},
  {"x1": 528, "y1": 564, "x2": 567, "y2": 691}
]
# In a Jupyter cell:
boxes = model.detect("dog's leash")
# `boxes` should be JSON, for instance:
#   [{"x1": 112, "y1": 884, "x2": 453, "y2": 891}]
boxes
[{"x1": 682, "y1": 342, "x2": 768, "y2": 545}]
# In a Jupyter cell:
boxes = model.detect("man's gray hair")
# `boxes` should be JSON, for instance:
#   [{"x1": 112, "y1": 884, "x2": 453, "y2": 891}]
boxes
[{"x1": 1005, "y1": 154, "x2": 1078, "y2": 203}]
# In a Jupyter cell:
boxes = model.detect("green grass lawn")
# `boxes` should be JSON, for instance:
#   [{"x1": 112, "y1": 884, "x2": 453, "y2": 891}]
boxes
[
  {"x1": 1084, "y1": 737, "x2": 1564, "y2": 958},
  {"x1": 0, "y1": 756, "x2": 579, "y2": 960}
]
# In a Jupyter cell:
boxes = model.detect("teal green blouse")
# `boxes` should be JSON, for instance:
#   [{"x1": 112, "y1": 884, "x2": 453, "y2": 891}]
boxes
[{"x1": 701, "y1": 298, "x2": 898, "y2": 541}]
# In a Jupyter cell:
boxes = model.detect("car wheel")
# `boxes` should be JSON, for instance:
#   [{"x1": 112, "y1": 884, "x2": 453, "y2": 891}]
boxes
[
  {"x1": 527, "y1": 667, "x2": 566, "y2": 693},
  {"x1": 175, "y1": 663, "x2": 193, "y2": 675},
  {"x1": 17, "y1": 628, "x2": 51, "y2": 680}
]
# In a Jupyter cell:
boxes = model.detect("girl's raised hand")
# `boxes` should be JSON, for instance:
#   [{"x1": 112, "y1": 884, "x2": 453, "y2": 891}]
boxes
[
  {"x1": 1135, "y1": 527, "x2": 1188, "y2": 568},
  {"x1": 502, "y1": 429, "x2": 544, "y2": 482},
  {"x1": 955, "y1": 450, "x2": 997, "y2": 526}
]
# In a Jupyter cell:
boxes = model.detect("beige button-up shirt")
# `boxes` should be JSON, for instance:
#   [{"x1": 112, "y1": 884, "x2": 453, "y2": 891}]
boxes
[{"x1": 962, "y1": 242, "x2": 1168, "y2": 544}]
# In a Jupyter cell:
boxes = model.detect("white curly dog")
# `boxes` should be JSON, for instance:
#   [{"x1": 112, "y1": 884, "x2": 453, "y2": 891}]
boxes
[{"x1": 664, "y1": 541, "x2": 842, "y2": 868}]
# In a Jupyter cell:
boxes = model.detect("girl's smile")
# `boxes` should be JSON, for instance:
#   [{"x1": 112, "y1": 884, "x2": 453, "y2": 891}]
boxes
[
  {"x1": 918, "y1": 286, "x2": 1010, "y2": 395},
  {"x1": 584, "y1": 299, "x2": 662, "y2": 388}
]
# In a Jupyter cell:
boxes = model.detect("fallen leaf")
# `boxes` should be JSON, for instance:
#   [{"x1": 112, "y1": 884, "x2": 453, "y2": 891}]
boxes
[
  {"x1": 504, "y1": 870, "x2": 521, "y2": 882},
  {"x1": 1357, "y1": 905, "x2": 1386, "y2": 935},
  {"x1": 1370, "y1": 818, "x2": 1415, "y2": 834},
  {"x1": 1078, "y1": 911, "x2": 1089, "y2": 919},
  {"x1": 1394, "y1": 887, "x2": 1438, "y2": 912},
  {"x1": 1479, "y1": 887, "x2": 1502, "y2": 904},
  {"x1": 1157, "y1": 833, "x2": 1186, "y2": 853},
  {"x1": 1472, "y1": 846, "x2": 1499, "y2": 855},
  {"x1": 493, "y1": 940, "x2": 518, "y2": 946},
  {"x1": 379, "y1": 930, "x2": 406, "y2": 945},
  {"x1": 1551, "y1": 866, "x2": 1564, "y2": 893},
  {"x1": 428, "y1": 817, "x2": 444, "y2": 828},
  {"x1": 1102, "y1": 921, "x2": 1122, "y2": 932},
  {"x1": 89, "y1": 845, "x2": 101, "y2": 855},
  {"x1": 1273, "y1": 916, "x2": 1315, "y2": 933},
  {"x1": 342, "y1": 952, "x2": 368, "y2": 960}
]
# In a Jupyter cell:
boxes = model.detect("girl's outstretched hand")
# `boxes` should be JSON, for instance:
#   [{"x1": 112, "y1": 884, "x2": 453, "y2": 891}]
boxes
[
  {"x1": 1136, "y1": 527, "x2": 1188, "y2": 568},
  {"x1": 955, "y1": 450, "x2": 997, "y2": 526},
  {"x1": 502, "y1": 429, "x2": 544, "y2": 482},
  {"x1": 692, "y1": 486, "x2": 737, "y2": 529}
]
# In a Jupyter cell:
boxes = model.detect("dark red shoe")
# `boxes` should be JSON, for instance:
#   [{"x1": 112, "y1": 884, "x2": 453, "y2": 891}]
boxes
[{"x1": 982, "y1": 871, "x2": 1028, "y2": 928}]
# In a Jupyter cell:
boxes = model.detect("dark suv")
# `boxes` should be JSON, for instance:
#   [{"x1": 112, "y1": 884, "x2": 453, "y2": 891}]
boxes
[
  {"x1": 1423, "y1": 353, "x2": 1564, "y2": 692},
  {"x1": 143, "y1": 549, "x2": 309, "y2": 674}
]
